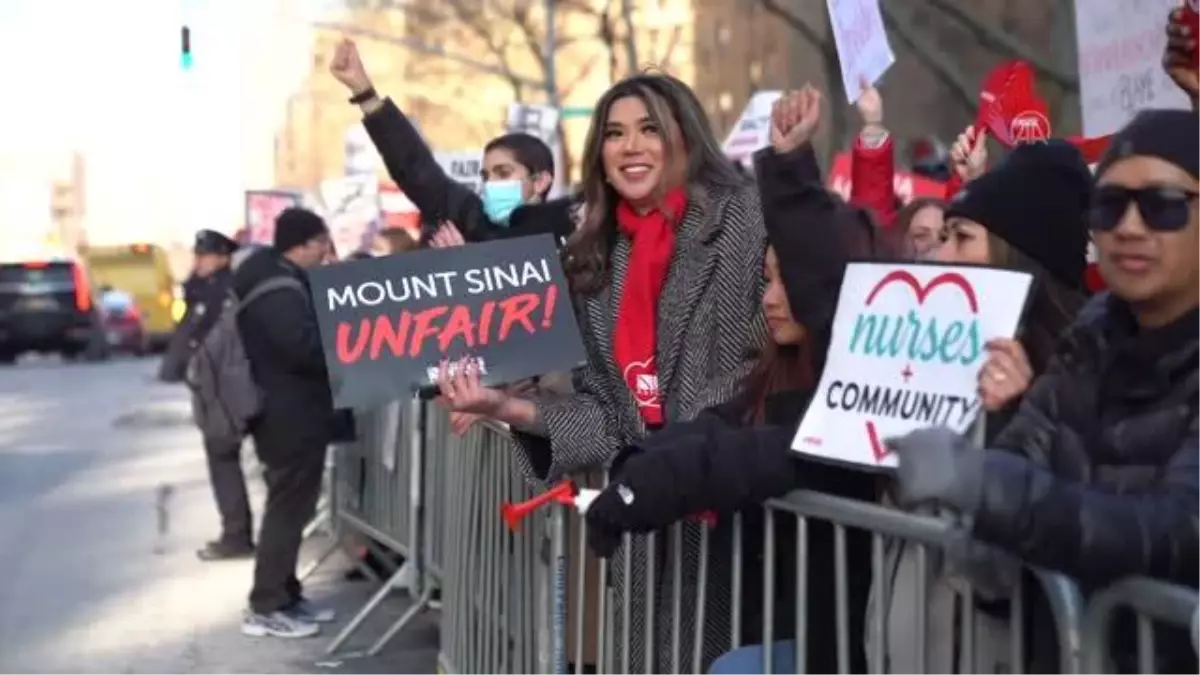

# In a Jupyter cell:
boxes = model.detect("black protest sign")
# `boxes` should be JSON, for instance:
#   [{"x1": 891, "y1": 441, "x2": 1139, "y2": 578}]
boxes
[{"x1": 307, "y1": 234, "x2": 586, "y2": 409}]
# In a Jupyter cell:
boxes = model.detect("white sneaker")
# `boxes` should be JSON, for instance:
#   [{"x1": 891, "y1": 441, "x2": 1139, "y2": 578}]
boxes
[
  {"x1": 241, "y1": 610, "x2": 320, "y2": 638},
  {"x1": 287, "y1": 598, "x2": 336, "y2": 624}
]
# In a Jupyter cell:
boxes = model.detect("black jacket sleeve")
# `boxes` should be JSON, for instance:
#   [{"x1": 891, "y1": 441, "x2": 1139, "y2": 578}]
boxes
[
  {"x1": 243, "y1": 287, "x2": 327, "y2": 377},
  {"x1": 754, "y1": 144, "x2": 878, "y2": 359},
  {"x1": 596, "y1": 419, "x2": 874, "y2": 533},
  {"x1": 361, "y1": 98, "x2": 489, "y2": 241},
  {"x1": 976, "y1": 377, "x2": 1200, "y2": 587}
]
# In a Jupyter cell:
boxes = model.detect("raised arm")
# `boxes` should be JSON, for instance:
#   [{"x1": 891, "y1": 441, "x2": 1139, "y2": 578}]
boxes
[
  {"x1": 329, "y1": 38, "x2": 488, "y2": 241},
  {"x1": 850, "y1": 77, "x2": 897, "y2": 226}
]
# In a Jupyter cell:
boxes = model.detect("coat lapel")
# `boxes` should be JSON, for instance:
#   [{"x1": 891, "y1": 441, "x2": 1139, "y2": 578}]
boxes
[
  {"x1": 656, "y1": 187, "x2": 727, "y2": 409},
  {"x1": 585, "y1": 235, "x2": 643, "y2": 426}
]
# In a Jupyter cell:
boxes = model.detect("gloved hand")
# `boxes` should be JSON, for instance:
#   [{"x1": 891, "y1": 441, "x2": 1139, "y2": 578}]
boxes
[
  {"x1": 885, "y1": 426, "x2": 985, "y2": 514},
  {"x1": 584, "y1": 481, "x2": 640, "y2": 558},
  {"x1": 943, "y1": 528, "x2": 1021, "y2": 602}
]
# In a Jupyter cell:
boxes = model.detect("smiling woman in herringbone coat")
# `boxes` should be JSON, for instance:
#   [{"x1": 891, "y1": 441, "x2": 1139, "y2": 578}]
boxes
[{"x1": 435, "y1": 71, "x2": 768, "y2": 670}]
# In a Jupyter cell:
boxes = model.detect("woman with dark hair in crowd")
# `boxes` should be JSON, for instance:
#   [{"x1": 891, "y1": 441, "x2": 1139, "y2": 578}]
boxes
[
  {"x1": 329, "y1": 38, "x2": 576, "y2": 247},
  {"x1": 891, "y1": 196, "x2": 945, "y2": 258},
  {"x1": 435, "y1": 71, "x2": 768, "y2": 668},
  {"x1": 856, "y1": 134, "x2": 1096, "y2": 674}
]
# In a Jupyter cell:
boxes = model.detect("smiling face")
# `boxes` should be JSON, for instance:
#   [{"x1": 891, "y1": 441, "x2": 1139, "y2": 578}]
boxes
[
  {"x1": 600, "y1": 94, "x2": 688, "y2": 211},
  {"x1": 1094, "y1": 155, "x2": 1200, "y2": 327}
]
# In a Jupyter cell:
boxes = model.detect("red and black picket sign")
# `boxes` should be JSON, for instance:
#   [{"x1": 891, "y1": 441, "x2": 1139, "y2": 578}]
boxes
[{"x1": 308, "y1": 234, "x2": 585, "y2": 409}]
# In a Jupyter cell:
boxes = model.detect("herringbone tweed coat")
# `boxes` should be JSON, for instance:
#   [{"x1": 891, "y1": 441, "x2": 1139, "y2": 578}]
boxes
[{"x1": 512, "y1": 180, "x2": 768, "y2": 671}]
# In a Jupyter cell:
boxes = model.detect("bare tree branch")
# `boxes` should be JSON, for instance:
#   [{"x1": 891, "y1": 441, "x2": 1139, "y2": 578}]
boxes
[
  {"x1": 311, "y1": 20, "x2": 541, "y2": 90},
  {"x1": 657, "y1": 25, "x2": 683, "y2": 69},
  {"x1": 879, "y1": 0, "x2": 975, "y2": 113},
  {"x1": 619, "y1": 0, "x2": 639, "y2": 71},
  {"x1": 442, "y1": 0, "x2": 534, "y2": 98},
  {"x1": 922, "y1": 0, "x2": 1079, "y2": 90},
  {"x1": 758, "y1": 0, "x2": 837, "y2": 59}
]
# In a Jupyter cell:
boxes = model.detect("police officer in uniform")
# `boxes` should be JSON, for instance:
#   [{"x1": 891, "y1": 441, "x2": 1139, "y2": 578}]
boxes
[{"x1": 180, "y1": 230, "x2": 257, "y2": 561}]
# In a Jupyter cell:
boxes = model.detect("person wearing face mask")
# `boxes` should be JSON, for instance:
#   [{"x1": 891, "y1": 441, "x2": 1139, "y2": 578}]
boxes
[{"x1": 328, "y1": 38, "x2": 577, "y2": 248}]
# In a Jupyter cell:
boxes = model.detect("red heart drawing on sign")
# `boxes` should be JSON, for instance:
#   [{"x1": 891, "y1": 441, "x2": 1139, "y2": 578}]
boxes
[{"x1": 860, "y1": 270, "x2": 980, "y2": 463}]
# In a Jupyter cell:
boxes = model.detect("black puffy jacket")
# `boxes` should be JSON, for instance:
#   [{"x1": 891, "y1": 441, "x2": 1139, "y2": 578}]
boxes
[{"x1": 974, "y1": 294, "x2": 1198, "y2": 673}]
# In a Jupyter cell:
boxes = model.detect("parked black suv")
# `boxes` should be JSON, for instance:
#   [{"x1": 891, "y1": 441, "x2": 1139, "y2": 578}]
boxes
[{"x1": 0, "y1": 259, "x2": 109, "y2": 364}]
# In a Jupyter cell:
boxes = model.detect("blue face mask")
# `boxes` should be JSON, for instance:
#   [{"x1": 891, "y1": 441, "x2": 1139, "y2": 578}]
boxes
[{"x1": 482, "y1": 179, "x2": 525, "y2": 226}]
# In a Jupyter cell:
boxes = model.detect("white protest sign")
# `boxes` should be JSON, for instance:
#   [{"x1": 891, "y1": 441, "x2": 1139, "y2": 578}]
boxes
[
  {"x1": 1074, "y1": 0, "x2": 1192, "y2": 137},
  {"x1": 722, "y1": 91, "x2": 783, "y2": 168},
  {"x1": 319, "y1": 175, "x2": 382, "y2": 257},
  {"x1": 793, "y1": 262, "x2": 1033, "y2": 470},
  {"x1": 434, "y1": 150, "x2": 484, "y2": 194},
  {"x1": 826, "y1": 0, "x2": 895, "y2": 103},
  {"x1": 507, "y1": 103, "x2": 567, "y2": 198}
]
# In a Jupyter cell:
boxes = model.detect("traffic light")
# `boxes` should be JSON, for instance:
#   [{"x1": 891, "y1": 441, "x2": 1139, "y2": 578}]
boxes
[{"x1": 180, "y1": 26, "x2": 193, "y2": 70}]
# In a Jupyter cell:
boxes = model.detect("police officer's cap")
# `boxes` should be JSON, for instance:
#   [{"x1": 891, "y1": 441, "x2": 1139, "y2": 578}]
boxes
[{"x1": 194, "y1": 230, "x2": 238, "y2": 255}]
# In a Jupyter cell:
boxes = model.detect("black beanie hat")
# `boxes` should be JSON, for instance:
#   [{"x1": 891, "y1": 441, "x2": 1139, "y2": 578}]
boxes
[
  {"x1": 944, "y1": 140, "x2": 1092, "y2": 290},
  {"x1": 273, "y1": 207, "x2": 328, "y2": 252},
  {"x1": 1095, "y1": 109, "x2": 1199, "y2": 180}
]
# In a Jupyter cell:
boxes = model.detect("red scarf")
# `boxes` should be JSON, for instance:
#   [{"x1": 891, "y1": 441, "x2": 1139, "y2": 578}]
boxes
[{"x1": 613, "y1": 189, "x2": 688, "y2": 425}]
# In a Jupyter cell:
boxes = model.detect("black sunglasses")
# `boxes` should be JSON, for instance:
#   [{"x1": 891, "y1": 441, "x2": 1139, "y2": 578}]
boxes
[{"x1": 1089, "y1": 185, "x2": 1199, "y2": 232}]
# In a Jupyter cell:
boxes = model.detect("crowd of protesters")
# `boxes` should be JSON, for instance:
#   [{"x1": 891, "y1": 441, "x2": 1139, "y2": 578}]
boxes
[{"x1": 162, "y1": 4, "x2": 1198, "y2": 673}]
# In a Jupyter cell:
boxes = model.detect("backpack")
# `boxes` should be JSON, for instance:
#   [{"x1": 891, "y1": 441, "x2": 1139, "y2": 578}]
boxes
[{"x1": 186, "y1": 276, "x2": 306, "y2": 443}]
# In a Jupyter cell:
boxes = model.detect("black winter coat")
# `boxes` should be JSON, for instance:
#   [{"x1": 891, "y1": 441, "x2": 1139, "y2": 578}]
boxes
[
  {"x1": 360, "y1": 98, "x2": 576, "y2": 246},
  {"x1": 232, "y1": 248, "x2": 335, "y2": 454},
  {"x1": 977, "y1": 294, "x2": 1198, "y2": 672}
]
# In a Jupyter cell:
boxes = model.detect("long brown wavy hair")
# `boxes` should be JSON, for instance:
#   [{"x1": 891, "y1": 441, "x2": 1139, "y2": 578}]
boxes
[{"x1": 564, "y1": 73, "x2": 747, "y2": 294}]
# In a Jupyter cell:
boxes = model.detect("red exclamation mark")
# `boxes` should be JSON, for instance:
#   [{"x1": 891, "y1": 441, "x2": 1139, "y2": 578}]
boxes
[{"x1": 541, "y1": 285, "x2": 557, "y2": 329}]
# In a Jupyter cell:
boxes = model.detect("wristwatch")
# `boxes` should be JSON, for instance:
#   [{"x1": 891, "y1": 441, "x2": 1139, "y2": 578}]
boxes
[{"x1": 349, "y1": 87, "x2": 377, "y2": 105}]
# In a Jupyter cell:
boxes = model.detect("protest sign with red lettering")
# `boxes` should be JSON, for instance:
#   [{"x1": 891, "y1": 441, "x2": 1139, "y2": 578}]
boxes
[
  {"x1": 307, "y1": 234, "x2": 585, "y2": 409},
  {"x1": 792, "y1": 262, "x2": 1032, "y2": 470}
]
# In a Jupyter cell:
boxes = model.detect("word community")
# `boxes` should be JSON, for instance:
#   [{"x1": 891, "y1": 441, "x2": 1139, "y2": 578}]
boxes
[
  {"x1": 326, "y1": 260, "x2": 554, "y2": 311},
  {"x1": 824, "y1": 379, "x2": 981, "y2": 428}
]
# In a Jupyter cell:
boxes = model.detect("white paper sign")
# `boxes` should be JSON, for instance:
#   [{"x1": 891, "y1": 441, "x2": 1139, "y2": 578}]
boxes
[
  {"x1": 1074, "y1": 0, "x2": 1193, "y2": 137},
  {"x1": 507, "y1": 103, "x2": 567, "y2": 199},
  {"x1": 722, "y1": 91, "x2": 783, "y2": 168},
  {"x1": 319, "y1": 175, "x2": 381, "y2": 257},
  {"x1": 434, "y1": 150, "x2": 484, "y2": 194},
  {"x1": 793, "y1": 262, "x2": 1033, "y2": 469},
  {"x1": 826, "y1": 0, "x2": 896, "y2": 103}
]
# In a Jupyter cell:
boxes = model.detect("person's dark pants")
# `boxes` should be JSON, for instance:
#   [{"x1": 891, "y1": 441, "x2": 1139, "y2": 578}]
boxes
[
  {"x1": 202, "y1": 437, "x2": 252, "y2": 545},
  {"x1": 248, "y1": 423, "x2": 327, "y2": 614}
]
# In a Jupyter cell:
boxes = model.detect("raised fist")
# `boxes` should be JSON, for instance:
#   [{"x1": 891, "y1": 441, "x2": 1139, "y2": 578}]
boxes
[
  {"x1": 855, "y1": 75, "x2": 883, "y2": 128},
  {"x1": 949, "y1": 125, "x2": 988, "y2": 183},
  {"x1": 1165, "y1": 7, "x2": 1199, "y2": 106},
  {"x1": 770, "y1": 85, "x2": 823, "y2": 155},
  {"x1": 330, "y1": 38, "x2": 373, "y2": 95}
]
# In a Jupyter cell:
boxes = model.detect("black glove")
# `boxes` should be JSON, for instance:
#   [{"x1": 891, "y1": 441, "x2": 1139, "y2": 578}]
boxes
[
  {"x1": 886, "y1": 426, "x2": 985, "y2": 514},
  {"x1": 584, "y1": 480, "x2": 646, "y2": 558}
]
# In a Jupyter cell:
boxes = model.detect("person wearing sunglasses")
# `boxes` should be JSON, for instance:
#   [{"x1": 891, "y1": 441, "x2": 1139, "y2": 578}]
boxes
[{"x1": 887, "y1": 108, "x2": 1199, "y2": 673}]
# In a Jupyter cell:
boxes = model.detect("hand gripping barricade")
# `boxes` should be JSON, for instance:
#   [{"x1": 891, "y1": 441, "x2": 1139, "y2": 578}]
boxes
[{"x1": 315, "y1": 401, "x2": 1198, "y2": 674}]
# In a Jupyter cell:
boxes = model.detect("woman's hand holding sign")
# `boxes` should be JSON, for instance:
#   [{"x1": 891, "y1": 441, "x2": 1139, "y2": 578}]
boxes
[
  {"x1": 976, "y1": 338, "x2": 1033, "y2": 413},
  {"x1": 437, "y1": 357, "x2": 508, "y2": 416}
]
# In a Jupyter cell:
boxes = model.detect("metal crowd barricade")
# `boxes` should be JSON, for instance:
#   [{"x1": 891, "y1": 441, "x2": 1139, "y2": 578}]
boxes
[
  {"x1": 1081, "y1": 577, "x2": 1200, "y2": 673},
  {"x1": 434, "y1": 416, "x2": 559, "y2": 674},
  {"x1": 322, "y1": 396, "x2": 437, "y2": 658},
  {"x1": 544, "y1": 486, "x2": 1085, "y2": 675}
]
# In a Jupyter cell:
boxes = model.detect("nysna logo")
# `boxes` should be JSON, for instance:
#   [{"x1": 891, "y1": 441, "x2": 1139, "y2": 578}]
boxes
[
  {"x1": 854, "y1": 270, "x2": 980, "y2": 460},
  {"x1": 1011, "y1": 110, "x2": 1050, "y2": 144},
  {"x1": 623, "y1": 358, "x2": 659, "y2": 408}
]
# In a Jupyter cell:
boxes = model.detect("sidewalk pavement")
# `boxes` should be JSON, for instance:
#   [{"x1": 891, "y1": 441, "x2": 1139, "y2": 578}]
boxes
[{"x1": 0, "y1": 357, "x2": 438, "y2": 674}]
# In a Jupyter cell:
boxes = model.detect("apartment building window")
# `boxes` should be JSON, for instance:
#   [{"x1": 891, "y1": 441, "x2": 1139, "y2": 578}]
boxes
[{"x1": 719, "y1": 91, "x2": 733, "y2": 112}]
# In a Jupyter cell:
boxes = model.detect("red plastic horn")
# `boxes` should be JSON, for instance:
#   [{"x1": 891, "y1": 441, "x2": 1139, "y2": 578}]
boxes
[{"x1": 501, "y1": 479, "x2": 577, "y2": 531}]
